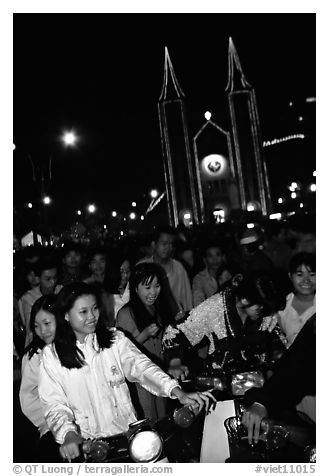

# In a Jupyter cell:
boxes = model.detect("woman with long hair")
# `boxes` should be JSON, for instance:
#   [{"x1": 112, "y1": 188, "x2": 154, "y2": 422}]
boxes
[
  {"x1": 116, "y1": 262, "x2": 180, "y2": 420},
  {"x1": 38, "y1": 282, "x2": 215, "y2": 462},
  {"x1": 19, "y1": 294, "x2": 60, "y2": 462}
]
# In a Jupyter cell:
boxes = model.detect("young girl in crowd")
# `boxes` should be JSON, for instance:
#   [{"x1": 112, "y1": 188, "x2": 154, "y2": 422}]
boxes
[
  {"x1": 38, "y1": 282, "x2": 215, "y2": 462},
  {"x1": 19, "y1": 294, "x2": 61, "y2": 462},
  {"x1": 117, "y1": 263, "x2": 187, "y2": 420},
  {"x1": 277, "y1": 252, "x2": 316, "y2": 347}
]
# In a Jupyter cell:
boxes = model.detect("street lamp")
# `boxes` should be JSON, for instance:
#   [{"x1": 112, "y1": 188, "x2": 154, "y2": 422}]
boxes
[
  {"x1": 112, "y1": 211, "x2": 117, "y2": 217},
  {"x1": 150, "y1": 189, "x2": 159, "y2": 199},
  {"x1": 87, "y1": 204, "x2": 96, "y2": 213},
  {"x1": 62, "y1": 131, "x2": 78, "y2": 147},
  {"x1": 42, "y1": 195, "x2": 51, "y2": 205}
]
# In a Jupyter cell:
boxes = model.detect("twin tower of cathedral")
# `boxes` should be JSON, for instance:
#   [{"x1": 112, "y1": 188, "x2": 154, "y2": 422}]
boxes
[{"x1": 158, "y1": 38, "x2": 272, "y2": 227}]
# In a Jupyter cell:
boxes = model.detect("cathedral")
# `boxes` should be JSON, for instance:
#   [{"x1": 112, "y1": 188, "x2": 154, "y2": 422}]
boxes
[{"x1": 158, "y1": 38, "x2": 272, "y2": 227}]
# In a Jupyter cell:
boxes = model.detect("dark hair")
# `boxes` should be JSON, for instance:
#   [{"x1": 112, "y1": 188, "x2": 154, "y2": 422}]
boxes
[
  {"x1": 53, "y1": 282, "x2": 115, "y2": 369},
  {"x1": 289, "y1": 252, "x2": 316, "y2": 274},
  {"x1": 235, "y1": 272, "x2": 286, "y2": 315},
  {"x1": 25, "y1": 294, "x2": 57, "y2": 359},
  {"x1": 123, "y1": 262, "x2": 175, "y2": 330},
  {"x1": 86, "y1": 245, "x2": 107, "y2": 263},
  {"x1": 201, "y1": 240, "x2": 225, "y2": 258},
  {"x1": 153, "y1": 226, "x2": 175, "y2": 243},
  {"x1": 34, "y1": 257, "x2": 58, "y2": 277},
  {"x1": 61, "y1": 241, "x2": 83, "y2": 258}
]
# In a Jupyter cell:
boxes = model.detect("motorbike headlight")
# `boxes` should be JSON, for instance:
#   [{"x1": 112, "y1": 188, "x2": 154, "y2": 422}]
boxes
[{"x1": 129, "y1": 430, "x2": 163, "y2": 462}]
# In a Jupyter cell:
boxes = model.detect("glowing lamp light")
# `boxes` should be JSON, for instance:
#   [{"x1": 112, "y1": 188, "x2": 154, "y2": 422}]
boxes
[
  {"x1": 291, "y1": 192, "x2": 297, "y2": 199},
  {"x1": 27, "y1": 202, "x2": 33, "y2": 209},
  {"x1": 278, "y1": 198, "x2": 283, "y2": 204},
  {"x1": 313, "y1": 171, "x2": 316, "y2": 177},
  {"x1": 269, "y1": 213, "x2": 282, "y2": 220},
  {"x1": 289, "y1": 101, "x2": 293, "y2": 107},
  {"x1": 112, "y1": 211, "x2": 117, "y2": 217},
  {"x1": 129, "y1": 212, "x2": 136, "y2": 220},
  {"x1": 141, "y1": 215, "x2": 144, "y2": 221},
  {"x1": 77, "y1": 210, "x2": 82, "y2": 216},
  {"x1": 129, "y1": 430, "x2": 163, "y2": 463},
  {"x1": 247, "y1": 203, "x2": 255, "y2": 212},
  {"x1": 103, "y1": 225, "x2": 107, "y2": 229},
  {"x1": 310, "y1": 184, "x2": 316, "y2": 192},
  {"x1": 120, "y1": 231, "x2": 124, "y2": 236},
  {"x1": 150, "y1": 189, "x2": 159, "y2": 199},
  {"x1": 204, "y1": 111, "x2": 212, "y2": 120},
  {"x1": 42, "y1": 196, "x2": 51, "y2": 205},
  {"x1": 183, "y1": 213, "x2": 191, "y2": 220},
  {"x1": 298, "y1": 116, "x2": 304, "y2": 122},
  {"x1": 247, "y1": 223, "x2": 255, "y2": 229},
  {"x1": 300, "y1": 203, "x2": 304, "y2": 208},
  {"x1": 87, "y1": 204, "x2": 96, "y2": 213},
  {"x1": 132, "y1": 202, "x2": 137, "y2": 207},
  {"x1": 291, "y1": 182, "x2": 298, "y2": 189},
  {"x1": 62, "y1": 131, "x2": 77, "y2": 146}
]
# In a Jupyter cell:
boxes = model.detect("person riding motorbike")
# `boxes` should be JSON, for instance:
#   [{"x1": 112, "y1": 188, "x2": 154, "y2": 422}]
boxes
[{"x1": 38, "y1": 282, "x2": 216, "y2": 462}]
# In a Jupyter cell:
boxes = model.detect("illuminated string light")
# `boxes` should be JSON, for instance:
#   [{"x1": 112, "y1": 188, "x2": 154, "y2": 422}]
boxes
[
  {"x1": 263, "y1": 134, "x2": 305, "y2": 147},
  {"x1": 269, "y1": 213, "x2": 282, "y2": 220},
  {"x1": 145, "y1": 192, "x2": 166, "y2": 215}
]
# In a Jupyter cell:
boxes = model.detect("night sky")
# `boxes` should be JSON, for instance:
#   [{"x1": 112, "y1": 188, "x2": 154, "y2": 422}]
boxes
[{"x1": 13, "y1": 13, "x2": 316, "y2": 231}]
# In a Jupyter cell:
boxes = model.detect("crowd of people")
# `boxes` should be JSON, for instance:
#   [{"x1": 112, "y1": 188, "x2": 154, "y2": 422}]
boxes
[{"x1": 13, "y1": 216, "x2": 316, "y2": 462}]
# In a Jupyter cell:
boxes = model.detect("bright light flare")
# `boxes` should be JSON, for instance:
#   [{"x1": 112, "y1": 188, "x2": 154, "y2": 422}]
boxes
[
  {"x1": 150, "y1": 189, "x2": 159, "y2": 199},
  {"x1": 87, "y1": 204, "x2": 96, "y2": 213},
  {"x1": 62, "y1": 131, "x2": 77, "y2": 146},
  {"x1": 42, "y1": 196, "x2": 51, "y2": 205}
]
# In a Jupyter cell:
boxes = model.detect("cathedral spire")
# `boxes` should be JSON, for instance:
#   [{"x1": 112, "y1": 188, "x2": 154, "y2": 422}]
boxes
[
  {"x1": 159, "y1": 46, "x2": 185, "y2": 101},
  {"x1": 225, "y1": 37, "x2": 251, "y2": 92}
]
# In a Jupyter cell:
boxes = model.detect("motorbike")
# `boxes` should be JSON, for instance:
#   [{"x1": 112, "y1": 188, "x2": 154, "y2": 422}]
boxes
[
  {"x1": 81, "y1": 404, "x2": 201, "y2": 463},
  {"x1": 180, "y1": 346, "x2": 315, "y2": 464}
]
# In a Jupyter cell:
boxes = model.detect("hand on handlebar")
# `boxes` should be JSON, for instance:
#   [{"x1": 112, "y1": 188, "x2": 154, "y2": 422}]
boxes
[
  {"x1": 241, "y1": 402, "x2": 269, "y2": 444},
  {"x1": 60, "y1": 431, "x2": 83, "y2": 462},
  {"x1": 173, "y1": 387, "x2": 217, "y2": 415}
]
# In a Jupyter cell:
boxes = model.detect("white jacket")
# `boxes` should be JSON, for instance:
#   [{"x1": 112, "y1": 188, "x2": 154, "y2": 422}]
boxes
[
  {"x1": 19, "y1": 351, "x2": 49, "y2": 437},
  {"x1": 38, "y1": 330, "x2": 179, "y2": 444}
]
